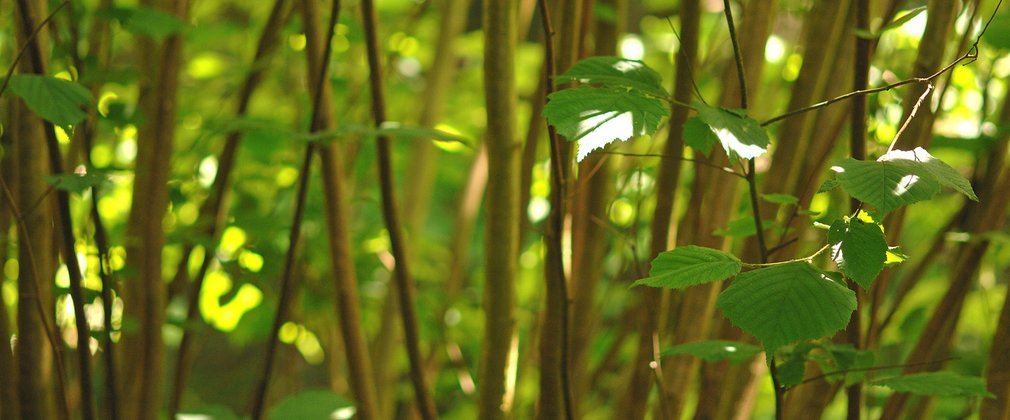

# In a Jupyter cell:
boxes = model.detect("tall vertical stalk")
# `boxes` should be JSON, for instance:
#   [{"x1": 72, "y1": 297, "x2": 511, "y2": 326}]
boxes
[
  {"x1": 480, "y1": 0, "x2": 520, "y2": 418},
  {"x1": 846, "y1": 1, "x2": 871, "y2": 419},
  {"x1": 720, "y1": 1, "x2": 781, "y2": 418},
  {"x1": 248, "y1": 1, "x2": 340, "y2": 418},
  {"x1": 14, "y1": 0, "x2": 95, "y2": 417},
  {"x1": 300, "y1": 0, "x2": 381, "y2": 416},
  {"x1": 358, "y1": 0, "x2": 438, "y2": 417}
]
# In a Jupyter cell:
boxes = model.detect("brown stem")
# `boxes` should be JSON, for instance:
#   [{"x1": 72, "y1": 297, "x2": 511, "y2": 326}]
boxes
[
  {"x1": 536, "y1": 1, "x2": 575, "y2": 419},
  {"x1": 0, "y1": 176, "x2": 71, "y2": 420},
  {"x1": 249, "y1": 2, "x2": 340, "y2": 418},
  {"x1": 13, "y1": 0, "x2": 96, "y2": 417},
  {"x1": 359, "y1": 0, "x2": 438, "y2": 417},
  {"x1": 721, "y1": 1, "x2": 778, "y2": 418}
]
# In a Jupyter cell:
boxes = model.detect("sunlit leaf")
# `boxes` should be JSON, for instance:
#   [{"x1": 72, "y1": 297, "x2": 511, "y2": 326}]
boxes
[
  {"x1": 880, "y1": 147, "x2": 978, "y2": 201},
  {"x1": 717, "y1": 262, "x2": 856, "y2": 352},
  {"x1": 692, "y1": 101, "x2": 770, "y2": 163},
  {"x1": 5, "y1": 74, "x2": 92, "y2": 126},
  {"x1": 544, "y1": 86, "x2": 667, "y2": 162},
  {"x1": 873, "y1": 372, "x2": 995, "y2": 398},
  {"x1": 661, "y1": 340, "x2": 761, "y2": 364},
  {"x1": 884, "y1": 246, "x2": 908, "y2": 266},
  {"x1": 857, "y1": 6, "x2": 928, "y2": 39},
  {"x1": 633, "y1": 246, "x2": 741, "y2": 289},
  {"x1": 831, "y1": 158, "x2": 940, "y2": 216},
  {"x1": 553, "y1": 56, "x2": 668, "y2": 97},
  {"x1": 828, "y1": 218, "x2": 887, "y2": 289}
]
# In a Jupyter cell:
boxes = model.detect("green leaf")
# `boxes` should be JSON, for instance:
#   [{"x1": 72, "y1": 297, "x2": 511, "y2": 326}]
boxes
[
  {"x1": 660, "y1": 340, "x2": 761, "y2": 364},
  {"x1": 713, "y1": 217, "x2": 776, "y2": 238},
  {"x1": 873, "y1": 372, "x2": 995, "y2": 398},
  {"x1": 553, "y1": 56, "x2": 668, "y2": 98},
  {"x1": 5, "y1": 74, "x2": 92, "y2": 126},
  {"x1": 544, "y1": 86, "x2": 667, "y2": 162},
  {"x1": 716, "y1": 262, "x2": 856, "y2": 352},
  {"x1": 828, "y1": 218, "x2": 887, "y2": 289},
  {"x1": 762, "y1": 193, "x2": 799, "y2": 205},
  {"x1": 692, "y1": 101, "x2": 770, "y2": 163},
  {"x1": 880, "y1": 147, "x2": 978, "y2": 201},
  {"x1": 777, "y1": 354, "x2": 807, "y2": 387},
  {"x1": 633, "y1": 246, "x2": 742, "y2": 289},
  {"x1": 817, "y1": 179, "x2": 840, "y2": 193},
  {"x1": 879, "y1": 6, "x2": 928, "y2": 33},
  {"x1": 831, "y1": 157, "x2": 940, "y2": 216},
  {"x1": 98, "y1": 6, "x2": 188, "y2": 39},
  {"x1": 267, "y1": 389, "x2": 354, "y2": 420},
  {"x1": 884, "y1": 246, "x2": 908, "y2": 266},
  {"x1": 683, "y1": 116, "x2": 719, "y2": 155},
  {"x1": 44, "y1": 170, "x2": 109, "y2": 194}
]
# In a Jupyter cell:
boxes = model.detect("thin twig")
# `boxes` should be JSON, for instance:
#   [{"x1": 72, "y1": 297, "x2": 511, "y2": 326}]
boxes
[
  {"x1": 360, "y1": 0, "x2": 438, "y2": 416},
  {"x1": 0, "y1": 1, "x2": 70, "y2": 97},
  {"x1": 537, "y1": 1, "x2": 575, "y2": 419},
  {"x1": 0, "y1": 176, "x2": 71, "y2": 420},
  {"x1": 721, "y1": 1, "x2": 780, "y2": 418},
  {"x1": 761, "y1": 0, "x2": 1003, "y2": 127},
  {"x1": 249, "y1": 2, "x2": 340, "y2": 419},
  {"x1": 886, "y1": 83, "x2": 933, "y2": 153}
]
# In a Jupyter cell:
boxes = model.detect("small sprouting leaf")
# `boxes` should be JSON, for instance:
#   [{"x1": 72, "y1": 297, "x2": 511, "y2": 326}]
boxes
[
  {"x1": 692, "y1": 101, "x2": 770, "y2": 163},
  {"x1": 880, "y1": 147, "x2": 978, "y2": 201},
  {"x1": 660, "y1": 340, "x2": 761, "y2": 364},
  {"x1": 873, "y1": 372, "x2": 995, "y2": 398},
  {"x1": 817, "y1": 179, "x2": 840, "y2": 193},
  {"x1": 777, "y1": 354, "x2": 807, "y2": 387},
  {"x1": 633, "y1": 246, "x2": 742, "y2": 289},
  {"x1": 544, "y1": 86, "x2": 667, "y2": 162},
  {"x1": 713, "y1": 217, "x2": 775, "y2": 238},
  {"x1": 5, "y1": 74, "x2": 92, "y2": 126},
  {"x1": 553, "y1": 56, "x2": 668, "y2": 97},
  {"x1": 884, "y1": 246, "x2": 908, "y2": 266},
  {"x1": 44, "y1": 169, "x2": 109, "y2": 194},
  {"x1": 831, "y1": 158, "x2": 940, "y2": 216},
  {"x1": 762, "y1": 193, "x2": 799, "y2": 205},
  {"x1": 716, "y1": 262, "x2": 856, "y2": 352},
  {"x1": 683, "y1": 116, "x2": 719, "y2": 155},
  {"x1": 828, "y1": 218, "x2": 887, "y2": 289},
  {"x1": 267, "y1": 389, "x2": 354, "y2": 420},
  {"x1": 97, "y1": 6, "x2": 188, "y2": 39}
]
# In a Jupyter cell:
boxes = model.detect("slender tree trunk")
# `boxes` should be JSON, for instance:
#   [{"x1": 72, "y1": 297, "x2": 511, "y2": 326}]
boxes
[
  {"x1": 983, "y1": 281, "x2": 1010, "y2": 419},
  {"x1": 12, "y1": 93, "x2": 56, "y2": 420},
  {"x1": 120, "y1": 0, "x2": 190, "y2": 417},
  {"x1": 619, "y1": 0, "x2": 697, "y2": 418},
  {"x1": 299, "y1": 0, "x2": 382, "y2": 417},
  {"x1": 569, "y1": 0, "x2": 624, "y2": 411},
  {"x1": 480, "y1": 1, "x2": 521, "y2": 417},
  {"x1": 359, "y1": 0, "x2": 438, "y2": 416}
]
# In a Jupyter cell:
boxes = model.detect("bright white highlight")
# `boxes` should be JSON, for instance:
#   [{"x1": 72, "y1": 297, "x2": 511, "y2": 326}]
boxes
[{"x1": 575, "y1": 110, "x2": 636, "y2": 161}]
